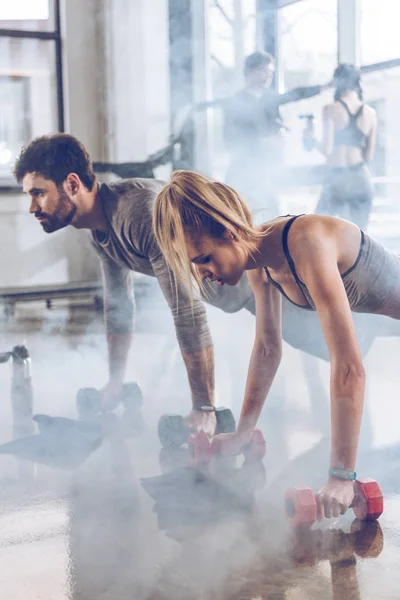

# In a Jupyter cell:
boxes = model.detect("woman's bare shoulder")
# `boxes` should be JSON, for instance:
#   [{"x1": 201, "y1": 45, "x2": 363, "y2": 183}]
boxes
[
  {"x1": 295, "y1": 213, "x2": 336, "y2": 229},
  {"x1": 262, "y1": 213, "x2": 335, "y2": 233},
  {"x1": 290, "y1": 214, "x2": 347, "y2": 247},
  {"x1": 362, "y1": 103, "x2": 377, "y2": 119},
  {"x1": 293, "y1": 215, "x2": 363, "y2": 264}
]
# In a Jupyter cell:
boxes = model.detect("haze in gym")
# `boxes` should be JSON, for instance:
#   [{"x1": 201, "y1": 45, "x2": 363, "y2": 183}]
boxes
[{"x1": 0, "y1": 1, "x2": 399, "y2": 598}]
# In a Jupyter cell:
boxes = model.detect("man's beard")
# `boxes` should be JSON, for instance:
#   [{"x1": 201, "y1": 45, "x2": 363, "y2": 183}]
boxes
[{"x1": 36, "y1": 189, "x2": 77, "y2": 233}]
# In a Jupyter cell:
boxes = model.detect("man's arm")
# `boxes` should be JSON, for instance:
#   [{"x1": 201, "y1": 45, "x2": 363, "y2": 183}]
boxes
[
  {"x1": 99, "y1": 254, "x2": 135, "y2": 391},
  {"x1": 149, "y1": 250, "x2": 214, "y2": 408},
  {"x1": 277, "y1": 82, "x2": 330, "y2": 107}
]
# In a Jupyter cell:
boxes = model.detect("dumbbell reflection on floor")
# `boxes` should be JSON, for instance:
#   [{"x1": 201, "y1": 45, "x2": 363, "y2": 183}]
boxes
[
  {"x1": 290, "y1": 519, "x2": 384, "y2": 567},
  {"x1": 285, "y1": 478, "x2": 384, "y2": 528},
  {"x1": 76, "y1": 382, "x2": 145, "y2": 436}
]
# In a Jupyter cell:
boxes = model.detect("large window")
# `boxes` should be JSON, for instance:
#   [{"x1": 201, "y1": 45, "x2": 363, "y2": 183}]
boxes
[
  {"x1": 0, "y1": 0, "x2": 55, "y2": 32},
  {"x1": 208, "y1": 0, "x2": 257, "y2": 178},
  {"x1": 0, "y1": 0, "x2": 62, "y2": 182},
  {"x1": 277, "y1": 0, "x2": 337, "y2": 169},
  {"x1": 279, "y1": 0, "x2": 337, "y2": 89},
  {"x1": 360, "y1": 0, "x2": 400, "y2": 66},
  {"x1": 0, "y1": 76, "x2": 30, "y2": 179},
  {"x1": 0, "y1": 0, "x2": 49, "y2": 20},
  {"x1": 362, "y1": 67, "x2": 400, "y2": 205},
  {"x1": 209, "y1": 0, "x2": 257, "y2": 98}
]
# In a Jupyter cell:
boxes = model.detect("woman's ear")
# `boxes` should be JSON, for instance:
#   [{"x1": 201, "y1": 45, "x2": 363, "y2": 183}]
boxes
[
  {"x1": 232, "y1": 229, "x2": 242, "y2": 242},
  {"x1": 223, "y1": 229, "x2": 235, "y2": 241},
  {"x1": 223, "y1": 228, "x2": 240, "y2": 241}
]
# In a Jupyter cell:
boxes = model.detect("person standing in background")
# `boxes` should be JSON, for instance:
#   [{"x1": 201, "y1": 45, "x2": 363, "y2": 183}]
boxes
[
  {"x1": 223, "y1": 51, "x2": 332, "y2": 216},
  {"x1": 310, "y1": 64, "x2": 377, "y2": 230}
]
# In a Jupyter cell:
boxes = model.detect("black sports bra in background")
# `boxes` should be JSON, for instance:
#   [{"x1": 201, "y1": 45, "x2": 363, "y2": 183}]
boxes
[{"x1": 333, "y1": 99, "x2": 367, "y2": 149}]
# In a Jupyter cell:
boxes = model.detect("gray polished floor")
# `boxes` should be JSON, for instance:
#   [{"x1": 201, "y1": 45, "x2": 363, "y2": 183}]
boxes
[{"x1": 0, "y1": 291, "x2": 399, "y2": 600}]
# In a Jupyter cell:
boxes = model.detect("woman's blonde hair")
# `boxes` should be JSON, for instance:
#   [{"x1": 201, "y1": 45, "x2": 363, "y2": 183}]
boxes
[{"x1": 153, "y1": 170, "x2": 267, "y2": 297}]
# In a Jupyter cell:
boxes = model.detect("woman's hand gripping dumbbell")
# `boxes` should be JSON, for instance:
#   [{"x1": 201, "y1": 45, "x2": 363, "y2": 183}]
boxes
[{"x1": 285, "y1": 478, "x2": 384, "y2": 528}]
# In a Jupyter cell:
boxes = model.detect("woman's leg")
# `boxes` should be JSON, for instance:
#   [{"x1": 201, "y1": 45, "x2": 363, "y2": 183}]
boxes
[
  {"x1": 349, "y1": 194, "x2": 372, "y2": 231},
  {"x1": 316, "y1": 171, "x2": 348, "y2": 220},
  {"x1": 315, "y1": 180, "x2": 335, "y2": 216},
  {"x1": 347, "y1": 166, "x2": 374, "y2": 231}
]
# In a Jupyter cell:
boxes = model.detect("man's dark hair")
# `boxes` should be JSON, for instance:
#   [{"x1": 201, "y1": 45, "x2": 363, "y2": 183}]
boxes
[
  {"x1": 14, "y1": 133, "x2": 96, "y2": 190},
  {"x1": 244, "y1": 51, "x2": 274, "y2": 74}
]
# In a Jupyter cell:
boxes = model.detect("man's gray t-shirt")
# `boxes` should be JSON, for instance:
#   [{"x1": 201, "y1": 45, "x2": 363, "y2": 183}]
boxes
[{"x1": 90, "y1": 178, "x2": 212, "y2": 352}]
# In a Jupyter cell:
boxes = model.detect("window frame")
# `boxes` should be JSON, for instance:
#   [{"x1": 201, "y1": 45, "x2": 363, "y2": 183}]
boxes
[
  {"x1": 0, "y1": 0, "x2": 64, "y2": 191},
  {"x1": 0, "y1": 0, "x2": 64, "y2": 131}
]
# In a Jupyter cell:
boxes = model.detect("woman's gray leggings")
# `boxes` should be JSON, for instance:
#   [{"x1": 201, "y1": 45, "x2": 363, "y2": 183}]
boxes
[{"x1": 315, "y1": 163, "x2": 373, "y2": 230}]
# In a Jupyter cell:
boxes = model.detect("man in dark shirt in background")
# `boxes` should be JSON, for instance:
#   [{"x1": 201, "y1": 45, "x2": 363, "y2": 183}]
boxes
[{"x1": 223, "y1": 51, "x2": 332, "y2": 216}]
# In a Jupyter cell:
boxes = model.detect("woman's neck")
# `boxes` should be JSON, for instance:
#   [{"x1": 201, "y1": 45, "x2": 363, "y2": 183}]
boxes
[
  {"x1": 245, "y1": 222, "x2": 281, "y2": 270},
  {"x1": 339, "y1": 90, "x2": 359, "y2": 102}
]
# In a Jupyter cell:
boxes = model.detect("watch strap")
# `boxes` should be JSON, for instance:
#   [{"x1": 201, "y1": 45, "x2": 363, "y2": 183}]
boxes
[{"x1": 329, "y1": 468, "x2": 357, "y2": 481}]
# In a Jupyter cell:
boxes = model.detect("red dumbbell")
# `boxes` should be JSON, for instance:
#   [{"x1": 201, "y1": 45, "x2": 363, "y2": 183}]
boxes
[
  {"x1": 285, "y1": 478, "x2": 384, "y2": 528},
  {"x1": 241, "y1": 429, "x2": 267, "y2": 463},
  {"x1": 187, "y1": 429, "x2": 266, "y2": 469},
  {"x1": 187, "y1": 431, "x2": 213, "y2": 468}
]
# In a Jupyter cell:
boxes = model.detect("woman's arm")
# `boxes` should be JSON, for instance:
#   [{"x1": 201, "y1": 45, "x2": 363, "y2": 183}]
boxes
[
  {"x1": 294, "y1": 222, "x2": 365, "y2": 517},
  {"x1": 236, "y1": 268, "x2": 283, "y2": 440},
  {"x1": 363, "y1": 108, "x2": 378, "y2": 163}
]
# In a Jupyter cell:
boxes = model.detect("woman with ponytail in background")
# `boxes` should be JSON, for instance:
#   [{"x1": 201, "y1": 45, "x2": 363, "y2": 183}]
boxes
[{"x1": 311, "y1": 64, "x2": 377, "y2": 230}]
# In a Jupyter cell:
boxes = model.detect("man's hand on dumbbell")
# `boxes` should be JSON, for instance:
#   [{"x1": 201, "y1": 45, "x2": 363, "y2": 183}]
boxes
[
  {"x1": 184, "y1": 409, "x2": 217, "y2": 438},
  {"x1": 99, "y1": 380, "x2": 124, "y2": 412},
  {"x1": 188, "y1": 429, "x2": 266, "y2": 469},
  {"x1": 315, "y1": 479, "x2": 355, "y2": 521}
]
